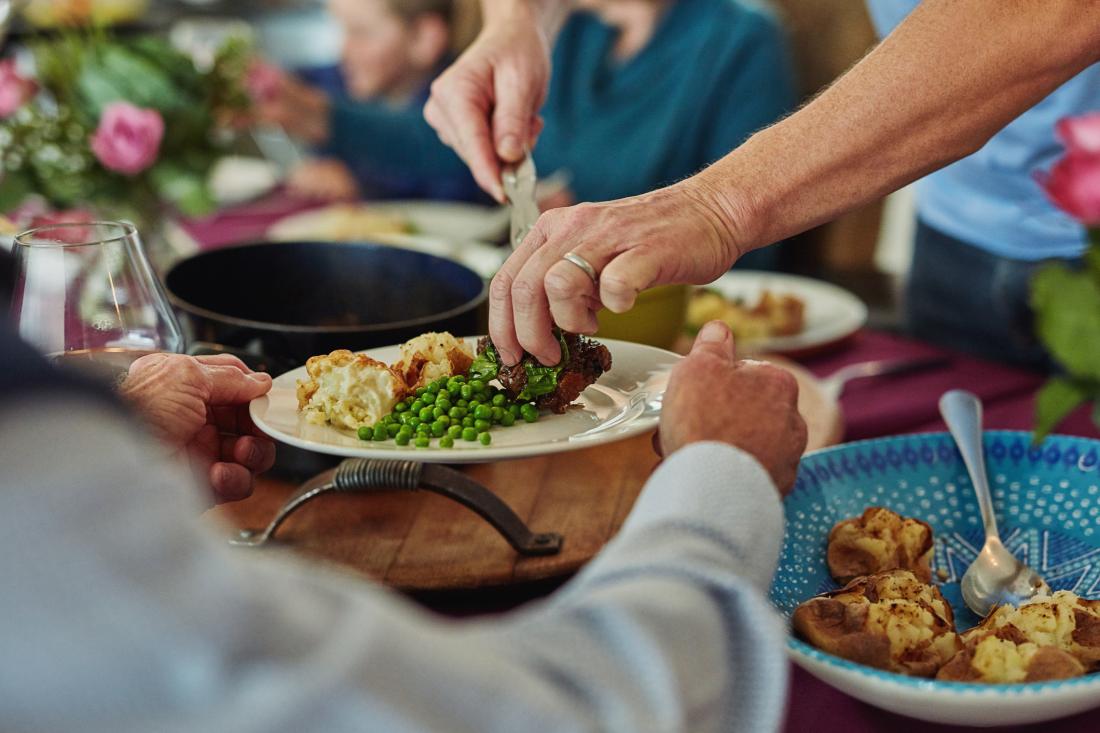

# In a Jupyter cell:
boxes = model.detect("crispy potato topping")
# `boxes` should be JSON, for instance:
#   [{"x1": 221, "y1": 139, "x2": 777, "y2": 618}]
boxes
[
  {"x1": 827, "y1": 507, "x2": 934, "y2": 584},
  {"x1": 296, "y1": 350, "x2": 406, "y2": 431},
  {"x1": 392, "y1": 332, "x2": 474, "y2": 391}
]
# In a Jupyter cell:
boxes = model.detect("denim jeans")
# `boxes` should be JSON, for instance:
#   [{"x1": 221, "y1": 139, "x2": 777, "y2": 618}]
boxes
[{"x1": 905, "y1": 221, "x2": 1072, "y2": 370}]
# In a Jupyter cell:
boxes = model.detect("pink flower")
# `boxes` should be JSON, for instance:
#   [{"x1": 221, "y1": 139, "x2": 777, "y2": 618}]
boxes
[
  {"x1": 246, "y1": 61, "x2": 283, "y2": 104},
  {"x1": 1057, "y1": 112, "x2": 1100, "y2": 155},
  {"x1": 0, "y1": 59, "x2": 37, "y2": 117},
  {"x1": 1038, "y1": 152, "x2": 1100, "y2": 226},
  {"x1": 90, "y1": 102, "x2": 164, "y2": 176}
]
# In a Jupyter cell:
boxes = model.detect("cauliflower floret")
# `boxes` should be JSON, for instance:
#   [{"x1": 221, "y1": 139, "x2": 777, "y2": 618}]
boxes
[
  {"x1": 392, "y1": 332, "x2": 473, "y2": 391},
  {"x1": 296, "y1": 350, "x2": 406, "y2": 431}
]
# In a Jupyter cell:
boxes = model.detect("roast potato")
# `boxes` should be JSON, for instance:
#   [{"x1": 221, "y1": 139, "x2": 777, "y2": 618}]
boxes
[{"x1": 827, "y1": 507, "x2": 934, "y2": 584}]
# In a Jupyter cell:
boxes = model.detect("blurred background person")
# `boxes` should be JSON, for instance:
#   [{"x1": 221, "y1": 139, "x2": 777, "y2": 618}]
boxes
[
  {"x1": 253, "y1": 0, "x2": 484, "y2": 202},
  {"x1": 866, "y1": 1, "x2": 1100, "y2": 368},
  {"x1": 534, "y1": 0, "x2": 795, "y2": 268}
]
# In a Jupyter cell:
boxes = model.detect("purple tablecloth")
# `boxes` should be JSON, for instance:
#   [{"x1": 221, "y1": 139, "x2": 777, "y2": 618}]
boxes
[{"x1": 785, "y1": 330, "x2": 1100, "y2": 733}]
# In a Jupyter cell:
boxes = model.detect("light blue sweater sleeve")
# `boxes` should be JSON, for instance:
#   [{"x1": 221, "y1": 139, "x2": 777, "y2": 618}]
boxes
[{"x1": 0, "y1": 399, "x2": 789, "y2": 733}]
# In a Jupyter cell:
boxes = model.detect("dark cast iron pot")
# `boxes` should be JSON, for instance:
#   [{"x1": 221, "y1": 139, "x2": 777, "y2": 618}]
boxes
[{"x1": 164, "y1": 240, "x2": 489, "y2": 475}]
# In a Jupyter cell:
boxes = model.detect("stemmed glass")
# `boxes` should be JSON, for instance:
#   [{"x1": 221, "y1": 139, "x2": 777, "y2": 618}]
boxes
[{"x1": 10, "y1": 220, "x2": 184, "y2": 385}]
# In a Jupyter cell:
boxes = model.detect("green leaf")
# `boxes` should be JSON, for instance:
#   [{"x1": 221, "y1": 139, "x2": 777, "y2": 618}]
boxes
[
  {"x1": 78, "y1": 45, "x2": 181, "y2": 117},
  {"x1": 1030, "y1": 262, "x2": 1100, "y2": 381},
  {"x1": 0, "y1": 170, "x2": 34, "y2": 213},
  {"x1": 1034, "y1": 377, "x2": 1091, "y2": 442},
  {"x1": 150, "y1": 163, "x2": 215, "y2": 217},
  {"x1": 469, "y1": 342, "x2": 500, "y2": 381},
  {"x1": 516, "y1": 332, "x2": 571, "y2": 401}
]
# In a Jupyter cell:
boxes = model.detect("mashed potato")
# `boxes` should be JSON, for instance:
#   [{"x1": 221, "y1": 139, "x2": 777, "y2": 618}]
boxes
[
  {"x1": 793, "y1": 570, "x2": 960, "y2": 677},
  {"x1": 827, "y1": 507, "x2": 934, "y2": 584},
  {"x1": 392, "y1": 332, "x2": 474, "y2": 391},
  {"x1": 296, "y1": 350, "x2": 406, "y2": 431}
]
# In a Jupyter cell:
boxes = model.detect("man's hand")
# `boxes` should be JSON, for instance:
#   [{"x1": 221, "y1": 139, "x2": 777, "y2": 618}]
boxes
[
  {"x1": 659, "y1": 322, "x2": 807, "y2": 494},
  {"x1": 249, "y1": 69, "x2": 330, "y2": 145},
  {"x1": 423, "y1": 3, "x2": 552, "y2": 201},
  {"x1": 489, "y1": 179, "x2": 740, "y2": 366},
  {"x1": 120, "y1": 354, "x2": 277, "y2": 504}
]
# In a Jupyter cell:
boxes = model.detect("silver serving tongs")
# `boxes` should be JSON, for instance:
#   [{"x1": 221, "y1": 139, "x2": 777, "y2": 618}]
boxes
[{"x1": 502, "y1": 154, "x2": 539, "y2": 249}]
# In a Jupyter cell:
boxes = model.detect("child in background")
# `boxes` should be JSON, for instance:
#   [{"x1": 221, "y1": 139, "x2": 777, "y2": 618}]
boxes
[{"x1": 255, "y1": 0, "x2": 482, "y2": 202}]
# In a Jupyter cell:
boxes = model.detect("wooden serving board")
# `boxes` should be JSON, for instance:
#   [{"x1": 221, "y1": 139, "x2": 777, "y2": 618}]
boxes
[{"x1": 210, "y1": 360, "x2": 842, "y2": 591}]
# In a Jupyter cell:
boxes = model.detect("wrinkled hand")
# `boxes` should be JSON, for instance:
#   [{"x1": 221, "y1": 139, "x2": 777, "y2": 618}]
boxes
[
  {"x1": 120, "y1": 354, "x2": 276, "y2": 504},
  {"x1": 658, "y1": 322, "x2": 807, "y2": 494},
  {"x1": 489, "y1": 180, "x2": 738, "y2": 366},
  {"x1": 423, "y1": 6, "x2": 551, "y2": 201},
  {"x1": 286, "y1": 158, "x2": 360, "y2": 201}
]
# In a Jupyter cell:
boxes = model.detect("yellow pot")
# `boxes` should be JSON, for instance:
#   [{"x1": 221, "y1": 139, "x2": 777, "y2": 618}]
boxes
[{"x1": 595, "y1": 284, "x2": 688, "y2": 350}]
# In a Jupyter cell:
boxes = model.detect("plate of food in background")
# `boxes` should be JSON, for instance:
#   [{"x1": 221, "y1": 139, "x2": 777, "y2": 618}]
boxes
[
  {"x1": 250, "y1": 331, "x2": 677, "y2": 463},
  {"x1": 266, "y1": 203, "x2": 508, "y2": 278},
  {"x1": 687, "y1": 271, "x2": 867, "y2": 356},
  {"x1": 772, "y1": 432, "x2": 1100, "y2": 727}
]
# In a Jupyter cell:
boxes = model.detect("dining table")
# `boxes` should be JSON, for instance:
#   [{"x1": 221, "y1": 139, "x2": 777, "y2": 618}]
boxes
[{"x1": 189, "y1": 195, "x2": 1100, "y2": 732}]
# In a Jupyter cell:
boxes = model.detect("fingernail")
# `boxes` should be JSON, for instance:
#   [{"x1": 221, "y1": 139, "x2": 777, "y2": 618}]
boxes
[
  {"x1": 249, "y1": 372, "x2": 271, "y2": 383},
  {"x1": 498, "y1": 347, "x2": 518, "y2": 366},
  {"x1": 698, "y1": 321, "x2": 729, "y2": 343},
  {"x1": 499, "y1": 134, "x2": 520, "y2": 159}
]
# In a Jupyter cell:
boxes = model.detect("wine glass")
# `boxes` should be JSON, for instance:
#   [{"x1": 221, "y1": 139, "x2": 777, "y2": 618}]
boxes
[{"x1": 10, "y1": 220, "x2": 184, "y2": 385}]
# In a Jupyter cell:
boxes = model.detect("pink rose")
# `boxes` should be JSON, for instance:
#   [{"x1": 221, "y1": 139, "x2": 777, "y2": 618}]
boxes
[
  {"x1": 246, "y1": 61, "x2": 283, "y2": 104},
  {"x1": 1057, "y1": 112, "x2": 1100, "y2": 155},
  {"x1": 0, "y1": 59, "x2": 37, "y2": 117},
  {"x1": 1037, "y1": 152, "x2": 1100, "y2": 226},
  {"x1": 89, "y1": 102, "x2": 165, "y2": 176}
]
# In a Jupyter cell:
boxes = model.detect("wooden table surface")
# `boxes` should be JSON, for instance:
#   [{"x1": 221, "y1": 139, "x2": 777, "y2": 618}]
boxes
[{"x1": 211, "y1": 434, "x2": 660, "y2": 591}]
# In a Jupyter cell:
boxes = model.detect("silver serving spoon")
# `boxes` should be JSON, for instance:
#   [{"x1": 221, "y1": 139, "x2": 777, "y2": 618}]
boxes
[{"x1": 939, "y1": 389, "x2": 1049, "y2": 616}]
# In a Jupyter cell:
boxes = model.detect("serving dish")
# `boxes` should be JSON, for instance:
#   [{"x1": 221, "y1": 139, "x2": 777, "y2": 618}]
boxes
[
  {"x1": 251, "y1": 338, "x2": 677, "y2": 463},
  {"x1": 771, "y1": 431, "x2": 1100, "y2": 726}
]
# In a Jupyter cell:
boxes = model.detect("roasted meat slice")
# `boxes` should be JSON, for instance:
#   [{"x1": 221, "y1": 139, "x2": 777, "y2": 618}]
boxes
[{"x1": 474, "y1": 333, "x2": 612, "y2": 414}]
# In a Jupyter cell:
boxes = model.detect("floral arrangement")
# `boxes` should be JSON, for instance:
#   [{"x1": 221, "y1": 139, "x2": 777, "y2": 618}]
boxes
[
  {"x1": 0, "y1": 30, "x2": 252, "y2": 227},
  {"x1": 1033, "y1": 112, "x2": 1100, "y2": 438}
]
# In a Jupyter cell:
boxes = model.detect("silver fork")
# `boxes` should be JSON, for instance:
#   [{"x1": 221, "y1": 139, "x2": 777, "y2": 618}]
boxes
[{"x1": 820, "y1": 355, "x2": 950, "y2": 400}]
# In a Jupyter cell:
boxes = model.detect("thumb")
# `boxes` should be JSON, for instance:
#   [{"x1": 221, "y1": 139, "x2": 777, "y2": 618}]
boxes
[
  {"x1": 205, "y1": 365, "x2": 272, "y2": 406},
  {"x1": 689, "y1": 321, "x2": 736, "y2": 362},
  {"x1": 492, "y1": 66, "x2": 539, "y2": 162}
]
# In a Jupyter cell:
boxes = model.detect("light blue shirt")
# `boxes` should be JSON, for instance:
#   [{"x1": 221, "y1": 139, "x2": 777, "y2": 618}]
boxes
[
  {"x1": 866, "y1": 1, "x2": 1100, "y2": 261},
  {"x1": 0, "y1": 396, "x2": 790, "y2": 733}
]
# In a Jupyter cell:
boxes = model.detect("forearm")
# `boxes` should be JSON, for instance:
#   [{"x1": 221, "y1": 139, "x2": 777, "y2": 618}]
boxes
[
  {"x1": 699, "y1": 0, "x2": 1100, "y2": 253},
  {"x1": 479, "y1": 0, "x2": 570, "y2": 45}
]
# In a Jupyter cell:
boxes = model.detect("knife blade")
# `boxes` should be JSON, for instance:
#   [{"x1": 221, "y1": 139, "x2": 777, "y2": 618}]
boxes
[{"x1": 502, "y1": 154, "x2": 539, "y2": 250}]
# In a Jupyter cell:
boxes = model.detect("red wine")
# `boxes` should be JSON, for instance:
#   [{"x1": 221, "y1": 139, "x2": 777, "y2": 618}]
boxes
[{"x1": 49, "y1": 348, "x2": 159, "y2": 386}]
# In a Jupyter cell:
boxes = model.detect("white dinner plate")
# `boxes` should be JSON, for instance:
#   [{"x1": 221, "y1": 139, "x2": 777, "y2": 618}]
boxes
[
  {"x1": 698, "y1": 271, "x2": 868, "y2": 355},
  {"x1": 208, "y1": 156, "x2": 282, "y2": 206},
  {"x1": 250, "y1": 338, "x2": 677, "y2": 463}
]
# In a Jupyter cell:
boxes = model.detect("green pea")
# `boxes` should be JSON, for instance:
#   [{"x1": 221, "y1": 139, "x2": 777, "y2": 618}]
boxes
[
  {"x1": 448, "y1": 406, "x2": 465, "y2": 420},
  {"x1": 460, "y1": 384, "x2": 473, "y2": 400},
  {"x1": 439, "y1": 435, "x2": 455, "y2": 448},
  {"x1": 456, "y1": 398, "x2": 469, "y2": 408},
  {"x1": 478, "y1": 431, "x2": 492, "y2": 445},
  {"x1": 447, "y1": 383, "x2": 462, "y2": 397},
  {"x1": 398, "y1": 412, "x2": 414, "y2": 425},
  {"x1": 508, "y1": 404, "x2": 522, "y2": 418},
  {"x1": 435, "y1": 397, "x2": 451, "y2": 412},
  {"x1": 418, "y1": 406, "x2": 434, "y2": 421},
  {"x1": 521, "y1": 403, "x2": 539, "y2": 423},
  {"x1": 394, "y1": 432, "x2": 411, "y2": 446},
  {"x1": 462, "y1": 426, "x2": 478, "y2": 442},
  {"x1": 468, "y1": 398, "x2": 481, "y2": 411},
  {"x1": 410, "y1": 399, "x2": 424, "y2": 413},
  {"x1": 357, "y1": 425, "x2": 372, "y2": 441},
  {"x1": 427, "y1": 381, "x2": 442, "y2": 394},
  {"x1": 469, "y1": 379, "x2": 485, "y2": 394},
  {"x1": 394, "y1": 401, "x2": 408, "y2": 413},
  {"x1": 386, "y1": 423, "x2": 401, "y2": 438},
  {"x1": 500, "y1": 411, "x2": 515, "y2": 427},
  {"x1": 409, "y1": 417, "x2": 422, "y2": 429},
  {"x1": 422, "y1": 391, "x2": 436, "y2": 405},
  {"x1": 432, "y1": 406, "x2": 445, "y2": 419},
  {"x1": 491, "y1": 406, "x2": 505, "y2": 423},
  {"x1": 491, "y1": 393, "x2": 507, "y2": 407},
  {"x1": 398, "y1": 425, "x2": 413, "y2": 438},
  {"x1": 447, "y1": 424, "x2": 463, "y2": 438},
  {"x1": 474, "y1": 418, "x2": 491, "y2": 432},
  {"x1": 415, "y1": 387, "x2": 428, "y2": 398},
  {"x1": 430, "y1": 421, "x2": 446, "y2": 438},
  {"x1": 474, "y1": 404, "x2": 492, "y2": 420},
  {"x1": 462, "y1": 416, "x2": 475, "y2": 428},
  {"x1": 414, "y1": 435, "x2": 430, "y2": 448},
  {"x1": 373, "y1": 425, "x2": 388, "y2": 441}
]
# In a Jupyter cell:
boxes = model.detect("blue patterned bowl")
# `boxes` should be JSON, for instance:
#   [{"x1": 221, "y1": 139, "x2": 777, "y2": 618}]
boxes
[{"x1": 770, "y1": 432, "x2": 1100, "y2": 726}]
